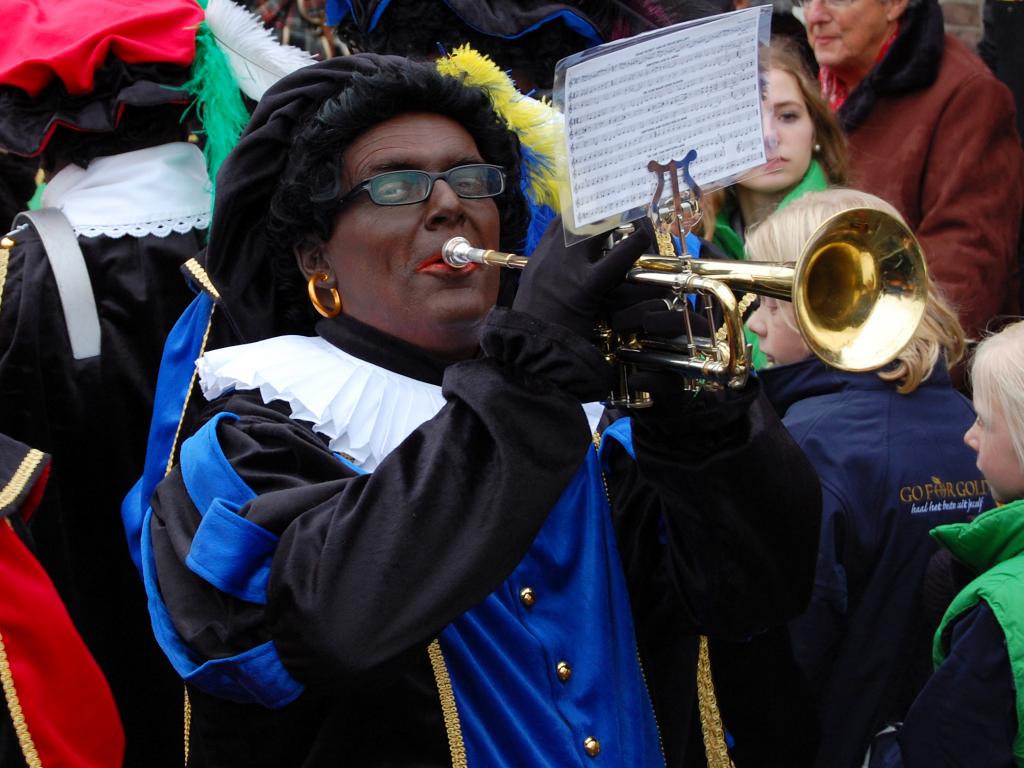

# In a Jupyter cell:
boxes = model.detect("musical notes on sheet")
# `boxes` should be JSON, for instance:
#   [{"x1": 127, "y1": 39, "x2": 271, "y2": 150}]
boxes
[{"x1": 563, "y1": 6, "x2": 769, "y2": 227}]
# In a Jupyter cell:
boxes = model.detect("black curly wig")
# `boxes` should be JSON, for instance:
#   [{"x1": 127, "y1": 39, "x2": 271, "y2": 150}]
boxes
[{"x1": 264, "y1": 60, "x2": 529, "y2": 334}]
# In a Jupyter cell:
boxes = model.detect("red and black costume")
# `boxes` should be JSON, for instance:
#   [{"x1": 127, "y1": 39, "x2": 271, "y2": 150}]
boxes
[{"x1": 0, "y1": 433, "x2": 124, "y2": 768}]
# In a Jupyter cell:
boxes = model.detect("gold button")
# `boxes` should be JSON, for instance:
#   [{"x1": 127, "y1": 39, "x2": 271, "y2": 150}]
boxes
[
  {"x1": 556, "y1": 661, "x2": 572, "y2": 682},
  {"x1": 583, "y1": 737, "x2": 600, "y2": 757},
  {"x1": 519, "y1": 587, "x2": 536, "y2": 607}
]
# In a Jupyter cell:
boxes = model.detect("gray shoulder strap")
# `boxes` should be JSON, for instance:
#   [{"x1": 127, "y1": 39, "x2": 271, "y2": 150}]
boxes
[{"x1": 14, "y1": 209, "x2": 101, "y2": 360}]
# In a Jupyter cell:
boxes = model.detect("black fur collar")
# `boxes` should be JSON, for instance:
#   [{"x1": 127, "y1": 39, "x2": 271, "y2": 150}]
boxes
[{"x1": 838, "y1": 0, "x2": 946, "y2": 131}]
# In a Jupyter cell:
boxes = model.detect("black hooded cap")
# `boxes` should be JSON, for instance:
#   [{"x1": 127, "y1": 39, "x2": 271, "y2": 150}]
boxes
[{"x1": 205, "y1": 53, "x2": 413, "y2": 345}]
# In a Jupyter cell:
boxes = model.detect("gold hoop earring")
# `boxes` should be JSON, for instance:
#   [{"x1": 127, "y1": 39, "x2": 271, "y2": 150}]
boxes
[{"x1": 307, "y1": 272, "x2": 342, "y2": 318}]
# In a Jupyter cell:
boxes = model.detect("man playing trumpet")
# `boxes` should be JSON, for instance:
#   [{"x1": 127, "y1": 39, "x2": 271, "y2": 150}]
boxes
[{"x1": 133, "y1": 52, "x2": 821, "y2": 767}]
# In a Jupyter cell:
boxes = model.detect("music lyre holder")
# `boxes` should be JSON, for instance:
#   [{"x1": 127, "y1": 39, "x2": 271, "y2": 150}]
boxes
[
  {"x1": 641, "y1": 150, "x2": 715, "y2": 385},
  {"x1": 599, "y1": 151, "x2": 707, "y2": 407},
  {"x1": 647, "y1": 149, "x2": 703, "y2": 258}
]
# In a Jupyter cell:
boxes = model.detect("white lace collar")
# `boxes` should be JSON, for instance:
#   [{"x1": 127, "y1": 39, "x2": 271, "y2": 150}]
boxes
[
  {"x1": 41, "y1": 142, "x2": 212, "y2": 238},
  {"x1": 197, "y1": 335, "x2": 607, "y2": 472}
]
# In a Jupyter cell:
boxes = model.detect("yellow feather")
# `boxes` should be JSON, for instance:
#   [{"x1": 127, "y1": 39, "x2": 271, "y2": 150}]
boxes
[{"x1": 436, "y1": 45, "x2": 562, "y2": 210}]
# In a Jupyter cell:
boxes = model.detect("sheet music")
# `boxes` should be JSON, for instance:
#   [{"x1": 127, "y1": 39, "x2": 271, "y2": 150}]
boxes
[{"x1": 562, "y1": 6, "x2": 768, "y2": 228}]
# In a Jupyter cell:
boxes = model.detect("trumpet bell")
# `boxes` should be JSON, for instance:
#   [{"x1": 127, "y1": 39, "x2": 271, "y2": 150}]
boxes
[{"x1": 794, "y1": 208, "x2": 928, "y2": 372}]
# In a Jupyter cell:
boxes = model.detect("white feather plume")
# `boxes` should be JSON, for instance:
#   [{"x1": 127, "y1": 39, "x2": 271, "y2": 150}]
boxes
[{"x1": 204, "y1": 0, "x2": 317, "y2": 102}]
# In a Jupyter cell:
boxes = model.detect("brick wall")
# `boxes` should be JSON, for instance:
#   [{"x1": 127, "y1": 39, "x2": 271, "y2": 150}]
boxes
[{"x1": 940, "y1": 0, "x2": 984, "y2": 48}]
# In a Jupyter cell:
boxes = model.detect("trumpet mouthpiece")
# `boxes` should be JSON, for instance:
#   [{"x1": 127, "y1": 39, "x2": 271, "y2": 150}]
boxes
[
  {"x1": 442, "y1": 237, "x2": 474, "y2": 268},
  {"x1": 441, "y1": 238, "x2": 530, "y2": 270}
]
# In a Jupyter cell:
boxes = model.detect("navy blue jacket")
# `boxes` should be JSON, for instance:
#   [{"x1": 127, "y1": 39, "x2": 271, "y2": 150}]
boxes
[
  {"x1": 868, "y1": 600, "x2": 1015, "y2": 767},
  {"x1": 759, "y1": 357, "x2": 990, "y2": 768}
]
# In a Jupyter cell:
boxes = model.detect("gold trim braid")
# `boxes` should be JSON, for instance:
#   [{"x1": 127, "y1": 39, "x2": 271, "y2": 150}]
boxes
[
  {"x1": 163, "y1": 276, "x2": 219, "y2": 763},
  {"x1": 0, "y1": 629, "x2": 43, "y2": 768},
  {"x1": 166, "y1": 306, "x2": 216, "y2": 478},
  {"x1": 697, "y1": 635, "x2": 736, "y2": 768},
  {"x1": 183, "y1": 686, "x2": 191, "y2": 767},
  {"x1": 0, "y1": 450, "x2": 44, "y2": 515},
  {"x1": 427, "y1": 639, "x2": 467, "y2": 768},
  {"x1": 170, "y1": 306, "x2": 216, "y2": 765},
  {"x1": 182, "y1": 258, "x2": 221, "y2": 300},
  {"x1": 714, "y1": 292, "x2": 757, "y2": 347},
  {"x1": 0, "y1": 242, "x2": 10, "y2": 317}
]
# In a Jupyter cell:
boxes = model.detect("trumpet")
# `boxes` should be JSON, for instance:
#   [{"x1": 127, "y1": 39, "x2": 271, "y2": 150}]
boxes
[{"x1": 443, "y1": 208, "x2": 927, "y2": 402}]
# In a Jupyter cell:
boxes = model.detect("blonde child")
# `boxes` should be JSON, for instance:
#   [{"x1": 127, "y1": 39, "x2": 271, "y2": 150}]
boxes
[{"x1": 873, "y1": 320, "x2": 1024, "y2": 766}]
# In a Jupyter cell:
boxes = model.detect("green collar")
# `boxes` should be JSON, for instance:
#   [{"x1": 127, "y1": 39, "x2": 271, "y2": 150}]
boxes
[
  {"x1": 712, "y1": 158, "x2": 829, "y2": 260},
  {"x1": 712, "y1": 212, "x2": 746, "y2": 261},
  {"x1": 778, "y1": 157, "x2": 828, "y2": 209},
  {"x1": 932, "y1": 498, "x2": 1024, "y2": 573}
]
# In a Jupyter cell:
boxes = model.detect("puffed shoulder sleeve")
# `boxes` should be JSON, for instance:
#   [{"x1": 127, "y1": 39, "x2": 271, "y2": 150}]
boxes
[
  {"x1": 604, "y1": 380, "x2": 822, "y2": 638},
  {"x1": 149, "y1": 395, "x2": 349, "y2": 709}
]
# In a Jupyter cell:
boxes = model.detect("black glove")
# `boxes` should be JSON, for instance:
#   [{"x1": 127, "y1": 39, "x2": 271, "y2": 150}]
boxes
[
  {"x1": 609, "y1": 298, "x2": 712, "y2": 338},
  {"x1": 513, "y1": 216, "x2": 655, "y2": 339}
]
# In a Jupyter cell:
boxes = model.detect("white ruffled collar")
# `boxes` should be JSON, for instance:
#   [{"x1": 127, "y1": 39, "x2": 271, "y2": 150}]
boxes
[
  {"x1": 198, "y1": 335, "x2": 446, "y2": 472},
  {"x1": 197, "y1": 335, "x2": 606, "y2": 472},
  {"x1": 41, "y1": 142, "x2": 212, "y2": 238}
]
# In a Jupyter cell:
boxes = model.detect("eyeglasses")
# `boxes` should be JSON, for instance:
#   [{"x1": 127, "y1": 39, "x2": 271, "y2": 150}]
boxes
[
  {"x1": 339, "y1": 163, "x2": 506, "y2": 207},
  {"x1": 791, "y1": 0, "x2": 856, "y2": 8}
]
